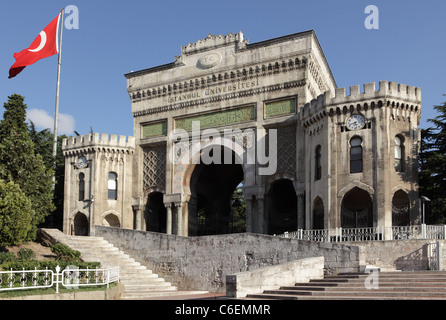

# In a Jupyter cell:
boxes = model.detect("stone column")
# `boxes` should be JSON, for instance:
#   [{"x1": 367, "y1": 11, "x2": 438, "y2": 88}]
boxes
[
  {"x1": 256, "y1": 194, "x2": 264, "y2": 234},
  {"x1": 297, "y1": 192, "x2": 305, "y2": 230},
  {"x1": 135, "y1": 208, "x2": 142, "y2": 230},
  {"x1": 175, "y1": 202, "x2": 183, "y2": 236},
  {"x1": 245, "y1": 197, "x2": 253, "y2": 232},
  {"x1": 165, "y1": 203, "x2": 172, "y2": 235},
  {"x1": 132, "y1": 197, "x2": 142, "y2": 231}
]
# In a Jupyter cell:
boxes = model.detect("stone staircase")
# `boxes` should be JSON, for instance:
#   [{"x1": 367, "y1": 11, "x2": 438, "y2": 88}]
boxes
[
  {"x1": 66, "y1": 235, "x2": 207, "y2": 299},
  {"x1": 246, "y1": 271, "x2": 446, "y2": 300}
]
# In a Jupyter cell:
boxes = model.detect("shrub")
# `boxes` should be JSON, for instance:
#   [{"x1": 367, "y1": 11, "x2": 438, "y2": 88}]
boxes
[
  {"x1": 50, "y1": 243, "x2": 81, "y2": 261},
  {"x1": 17, "y1": 248, "x2": 36, "y2": 261},
  {"x1": 0, "y1": 251, "x2": 17, "y2": 264},
  {"x1": 0, "y1": 180, "x2": 33, "y2": 246}
]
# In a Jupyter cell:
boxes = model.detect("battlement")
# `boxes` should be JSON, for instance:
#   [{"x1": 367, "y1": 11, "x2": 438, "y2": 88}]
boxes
[
  {"x1": 326, "y1": 81, "x2": 421, "y2": 104},
  {"x1": 300, "y1": 81, "x2": 421, "y2": 120},
  {"x1": 181, "y1": 31, "x2": 248, "y2": 55},
  {"x1": 62, "y1": 133, "x2": 135, "y2": 152}
]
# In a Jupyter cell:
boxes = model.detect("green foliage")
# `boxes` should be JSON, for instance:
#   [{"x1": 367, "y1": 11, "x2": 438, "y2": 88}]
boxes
[
  {"x1": 231, "y1": 185, "x2": 246, "y2": 233},
  {"x1": 0, "y1": 251, "x2": 17, "y2": 264},
  {"x1": 1, "y1": 259, "x2": 100, "y2": 272},
  {"x1": 419, "y1": 100, "x2": 446, "y2": 223},
  {"x1": 0, "y1": 180, "x2": 33, "y2": 246},
  {"x1": 50, "y1": 243, "x2": 81, "y2": 261},
  {"x1": 17, "y1": 248, "x2": 36, "y2": 261},
  {"x1": 0, "y1": 94, "x2": 56, "y2": 243},
  {"x1": 0, "y1": 245, "x2": 99, "y2": 271}
]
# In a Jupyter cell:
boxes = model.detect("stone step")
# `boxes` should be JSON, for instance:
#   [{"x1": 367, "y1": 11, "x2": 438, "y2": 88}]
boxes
[
  {"x1": 287, "y1": 284, "x2": 446, "y2": 291},
  {"x1": 263, "y1": 289, "x2": 446, "y2": 298},
  {"x1": 247, "y1": 271, "x2": 446, "y2": 300},
  {"x1": 246, "y1": 293, "x2": 446, "y2": 300},
  {"x1": 65, "y1": 235, "x2": 180, "y2": 299}
]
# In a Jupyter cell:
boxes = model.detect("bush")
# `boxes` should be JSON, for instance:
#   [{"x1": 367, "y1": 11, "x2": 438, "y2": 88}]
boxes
[
  {"x1": 17, "y1": 248, "x2": 36, "y2": 261},
  {"x1": 1, "y1": 259, "x2": 100, "y2": 272},
  {"x1": 0, "y1": 251, "x2": 16, "y2": 264},
  {"x1": 50, "y1": 243, "x2": 81, "y2": 261},
  {"x1": 0, "y1": 180, "x2": 33, "y2": 246}
]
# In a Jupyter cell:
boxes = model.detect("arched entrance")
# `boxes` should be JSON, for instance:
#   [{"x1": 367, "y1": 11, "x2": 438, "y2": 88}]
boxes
[
  {"x1": 73, "y1": 212, "x2": 88, "y2": 236},
  {"x1": 103, "y1": 213, "x2": 120, "y2": 227},
  {"x1": 313, "y1": 197, "x2": 324, "y2": 230},
  {"x1": 145, "y1": 192, "x2": 167, "y2": 232},
  {"x1": 266, "y1": 179, "x2": 297, "y2": 235},
  {"x1": 341, "y1": 187, "x2": 373, "y2": 228},
  {"x1": 188, "y1": 147, "x2": 244, "y2": 236},
  {"x1": 392, "y1": 190, "x2": 410, "y2": 226}
]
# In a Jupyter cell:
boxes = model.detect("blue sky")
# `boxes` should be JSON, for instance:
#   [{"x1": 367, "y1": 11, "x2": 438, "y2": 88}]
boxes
[{"x1": 0, "y1": 0, "x2": 445, "y2": 137}]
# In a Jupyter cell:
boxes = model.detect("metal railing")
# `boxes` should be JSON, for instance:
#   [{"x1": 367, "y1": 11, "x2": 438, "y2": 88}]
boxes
[
  {"x1": 0, "y1": 265, "x2": 119, "y2": 293},
  {"x1": 276, "y1": 224, "x2": 446, "y2": 242}
]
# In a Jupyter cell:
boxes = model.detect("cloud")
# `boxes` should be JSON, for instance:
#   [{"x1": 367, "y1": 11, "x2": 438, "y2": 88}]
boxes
[{"x1": 26, "y1": 109, "x2": 76, "y2": 136}]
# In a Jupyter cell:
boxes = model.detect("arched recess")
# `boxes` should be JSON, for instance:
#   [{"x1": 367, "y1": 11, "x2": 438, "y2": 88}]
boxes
[
  {"x1": 313, "y1": 197, "x2": 324, "y2": 230},
  {"x1": 266, "y1": 179, "x2": 297, "y2": 235},
  {"x1": 145, "y1": 191, "x2": 167, "y2": 233},
  {"x1": 187, "y1": 146, "x2": 245, "y2": 236},
  {"x1": 341, "y1": 187, "x2": 373, "y2": 228},
  {"x1": 101, "y1": 210, "x2": 121, "y2": 228},
  {"x1": 392, "y1": 190, "x2": 410, "y2": 226},
  {"x1": 73, "y1": 212, "x2": 89, "y2": 236}
]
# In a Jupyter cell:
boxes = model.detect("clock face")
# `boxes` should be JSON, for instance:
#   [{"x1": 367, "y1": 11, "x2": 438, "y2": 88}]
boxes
[
  {"x1": 76, "y1": 156, "x2": 87, "y2": 169},
  {"x1": 346, "y1": 115, "x2": 366, "y2": 131}
]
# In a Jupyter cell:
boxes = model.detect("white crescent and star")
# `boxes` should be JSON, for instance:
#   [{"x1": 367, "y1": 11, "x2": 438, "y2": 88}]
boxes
[{"x1": 28, "y1": 31, "x2": 47, "y2": 52}]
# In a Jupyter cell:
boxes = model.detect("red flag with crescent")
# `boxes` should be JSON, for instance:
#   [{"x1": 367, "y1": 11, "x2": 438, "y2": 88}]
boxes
[{"x1": 8, "y1": 14, "x2": 61, "y2": 79}]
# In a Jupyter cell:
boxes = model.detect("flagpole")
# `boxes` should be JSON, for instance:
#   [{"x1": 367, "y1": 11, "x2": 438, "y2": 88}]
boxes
[{"x1": 52, "y1": 9, "x2": 64, "y2": 187}]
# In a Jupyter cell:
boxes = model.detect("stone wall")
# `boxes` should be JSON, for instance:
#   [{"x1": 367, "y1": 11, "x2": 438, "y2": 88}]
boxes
[
  {"x1": 352, "y1": 240, "x2": 446, "y2": 271},
  {"x1": 226, "y1": 256, "x2": 324, "y2": 298},
  {"x1": 95, "y1": 226, "x2": 360, "y2": 293}
]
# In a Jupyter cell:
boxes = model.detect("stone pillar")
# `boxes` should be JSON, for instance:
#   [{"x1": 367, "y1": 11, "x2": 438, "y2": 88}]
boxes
[
  {"x1": 165, "y1": 203, "x2": 172, "y2": 235},
  {"x1": 132, "y1": 197, "x2": 142, "y2": 231},
  {"x1": 175, "y1": 202, "x2": 183, "y2": 236},
  {"x1": 297, "y1": 192, "x2": 305, "y2": 230},
  {"x1": 256, "y1": 194, "x2": 264, "y2": 234},
  {"x1": 245, "y1": 197, "x2": 253, "y2": 232},
  {"x1": 135, "y1": 209, "x2": 142, "y2": 230}
]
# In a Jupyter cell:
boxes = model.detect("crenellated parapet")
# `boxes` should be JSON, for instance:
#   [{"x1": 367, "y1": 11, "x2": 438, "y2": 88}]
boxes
[
  {"x1": 62, "y1": 133, "x2": 135, "y2": 156},
  {"x1": 181, "y1": 32, "x2": 248, "y2": 55},
  {"x1": 300, "y1": 81, "x2": 421, "y2": 127}
]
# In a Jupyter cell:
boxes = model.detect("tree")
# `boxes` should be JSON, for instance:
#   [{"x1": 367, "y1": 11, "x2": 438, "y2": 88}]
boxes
[
  {"x1": 0, "y1": 180, "x2": 33, "y2": 246},
  {"x1": 28, "y1": 122, "x2": 66, "y2": 229},
  {"x1": 230, "y1": 185, "x2": 246, "y2": 233},
  {"x1": 0, "y1": 94, "x2": 55, "y2": 241},
  {"x1": 419, "y1": 100, "x2": 446, "y2": 223}
]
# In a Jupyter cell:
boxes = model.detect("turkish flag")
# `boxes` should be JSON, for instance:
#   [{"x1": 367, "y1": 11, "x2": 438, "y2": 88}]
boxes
[{"x1": 8, "y1": 14, "x2": 61, "y2": 79}]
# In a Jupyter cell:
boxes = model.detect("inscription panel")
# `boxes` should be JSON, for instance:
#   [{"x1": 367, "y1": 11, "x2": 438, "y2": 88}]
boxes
[
  {"x1": 174, "y1": 105, "x2": 256, "y2": 131},
  {"x1": 142, "y1": 121, "x2": 167, "y2": 139},
  {"x1": 264, "y1": 98, "x2": 296, "y2": 119}
]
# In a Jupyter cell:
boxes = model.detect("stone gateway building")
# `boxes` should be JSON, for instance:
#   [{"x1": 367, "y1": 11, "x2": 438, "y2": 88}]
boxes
[{"x1": 62, "y1": 30, "x2": 421, "y2": 238}]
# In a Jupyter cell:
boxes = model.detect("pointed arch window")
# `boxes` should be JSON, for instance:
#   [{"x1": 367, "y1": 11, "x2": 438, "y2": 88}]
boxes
[
  {"x1": 315, "y1": 145, "x2": 322, "y2": 181},
  {"x1": 78, "y1": 173, "x2": 85, "y2": 201},
  {"x1": 350, "y1": 136, "x2": 363, "y2": 173},
  {"x1": 108, "y1": 172, "x2": 118, "y2": 200},
  {"x1": 394, "y1": 135, "x2": 405, "y2": 172}
]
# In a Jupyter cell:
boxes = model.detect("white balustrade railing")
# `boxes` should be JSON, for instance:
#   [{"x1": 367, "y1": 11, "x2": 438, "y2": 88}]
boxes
[
  {"x1": 275, "y1": 224, "x2": 446, "y2": 242},
  {"x1": 0, "y1": 265, "x2": 119, "y2": 293}
]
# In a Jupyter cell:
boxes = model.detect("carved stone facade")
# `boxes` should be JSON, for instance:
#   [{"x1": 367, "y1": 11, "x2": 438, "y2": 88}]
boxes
[{"x1": 62, "y1": 30, "x2": 421, "y2": 237}]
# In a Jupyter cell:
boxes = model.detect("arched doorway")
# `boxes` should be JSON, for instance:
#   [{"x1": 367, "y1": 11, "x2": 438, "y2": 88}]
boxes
[
  {"x1": 266, "y1": 179, "x2": 297, "y2": 235},
  {"x1": 103, "y1": 213, "x2": 120, "y2": 227},
  {"x1": 73, "y1": 212, "x2": 88, "y2": 236},
  {"x1": 313, "y1": 197, "x2": 324, "y2": 230},
  {"x1": 392, "y1": 190, "x2": 410, "y2": 226},
  {"x1": 145, "y1": 192, "x2": 167, "y2": 233},
  {"x1": 341, "y1": 187, "x2": 373, "y2": 228},
  {"x1": 188, "y1": 147, "x2": 244, "y2": 236}
]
